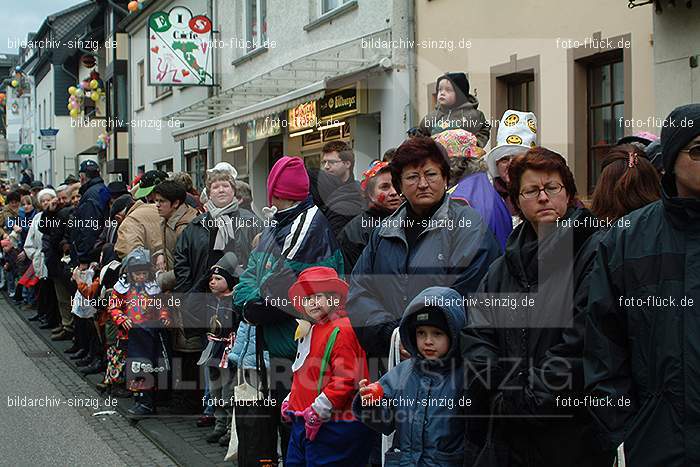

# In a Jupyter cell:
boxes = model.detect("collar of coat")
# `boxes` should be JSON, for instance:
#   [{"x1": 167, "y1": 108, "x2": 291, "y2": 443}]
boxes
[
  {"x1": 164, "y1": 203, "x2": 196, "y2": 230},
  {"x1": 504, "y1": 207, "x2": 598, "y2": 286},
  {"x1": 377, "y1": 193, "x2": 453, "y2": 241},
  {"x1": 114, "y1": 277, "x2": 161, "y2": 295},
  {"x1": 661, "y1": 173, "x2": 700, "y2": 232}
]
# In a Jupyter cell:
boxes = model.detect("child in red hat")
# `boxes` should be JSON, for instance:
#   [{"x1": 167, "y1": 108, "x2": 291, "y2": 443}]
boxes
[{"x1": 281, "y1": 266, "x2": 372, "y2": 466}]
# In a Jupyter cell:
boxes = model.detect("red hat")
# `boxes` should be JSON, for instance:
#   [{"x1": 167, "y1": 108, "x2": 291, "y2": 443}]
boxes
[
  {"x1": 267, "y1": 156, "x2": 310, "y2": 205},
  {"x1": 288, "y1": 267, "x2": 348, "y2": 314},
  {"x1": 360, "y1": 161, "x2": 389, "y2": 191}
]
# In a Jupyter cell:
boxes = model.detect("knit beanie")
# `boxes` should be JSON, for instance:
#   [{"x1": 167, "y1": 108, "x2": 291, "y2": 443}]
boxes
[
  {"x1": 661, "y1": 103, "x2": 700, "y2": 174},
  {"x1": 209, "y1": 252, "x2": 240, "y2": 291},
  {"x1": 37, "y1": 188, "x2": 57, "y2": 201},
  {"x1": 410, "y1": 306, "x2": 450, "y2": 336},
  {"x1": 267, "y1": 156, "x2": 310, "y2": 205},
  {"x1": 110, "y1": 193, "x2": 135, "y2": 219},
  {"x1": 436, "y1": 72, "x2": 469, "y2": 105}
]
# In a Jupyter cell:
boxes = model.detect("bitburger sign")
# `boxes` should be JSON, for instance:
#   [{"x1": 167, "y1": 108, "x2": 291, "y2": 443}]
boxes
[{"x1": 319, "y1": 87, "x2": 358, "y2": 120}]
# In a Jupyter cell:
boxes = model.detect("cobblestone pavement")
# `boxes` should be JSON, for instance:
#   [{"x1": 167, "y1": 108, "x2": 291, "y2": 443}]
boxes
[{"x1": 0, "y1": 293, "x2": 216, "y2": 467}]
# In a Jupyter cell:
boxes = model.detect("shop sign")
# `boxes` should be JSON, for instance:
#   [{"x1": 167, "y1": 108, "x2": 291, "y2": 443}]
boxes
[
  {"x1": 222, "y1": 125, "x2": 241, "y2": 148},
  {"x1": 246, "y1": 116, "x2": 281, "y2": 141},
  {"x1": 318, "y1": 87, "x2": 357, "y2": 120},
  {"x1": 288, "y1": 101, "x2": 317, "y2": 132},
  {"x1": 148, "y1": 7, "x2": 214, "y2": 86}
]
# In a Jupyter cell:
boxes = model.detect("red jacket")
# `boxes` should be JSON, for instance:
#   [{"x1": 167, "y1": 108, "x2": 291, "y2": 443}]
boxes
[{"x1": 288, "y1": 311, "x2": 368, "y2": 421}]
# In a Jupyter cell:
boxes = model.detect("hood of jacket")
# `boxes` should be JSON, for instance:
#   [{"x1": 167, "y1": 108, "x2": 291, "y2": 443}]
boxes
[
  {"x1": 437, "y1": 94, "x2": 481, "y2": 114},
  {"x1": 399, "y1": 286, "x2": 466, "y2": 365}
]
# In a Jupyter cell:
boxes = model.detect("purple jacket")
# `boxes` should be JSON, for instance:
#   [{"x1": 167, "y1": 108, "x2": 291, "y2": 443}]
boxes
[{"x1": 450, "y1": 171, "x2": 512, "y2": 251}]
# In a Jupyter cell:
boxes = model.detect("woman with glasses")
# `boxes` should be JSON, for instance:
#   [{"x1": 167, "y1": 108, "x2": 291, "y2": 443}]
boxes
[
  {"x1": 462, "y1": 147, "x2": 614, "y2": 467},
  {"x1": 346, "y1": 136, "x2": 501, "y2": 363}
]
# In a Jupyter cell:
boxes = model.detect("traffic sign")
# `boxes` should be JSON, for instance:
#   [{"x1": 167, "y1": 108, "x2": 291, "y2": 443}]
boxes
[{"x1": 40, "y1": 128, "x2": 59, "y2": 151}]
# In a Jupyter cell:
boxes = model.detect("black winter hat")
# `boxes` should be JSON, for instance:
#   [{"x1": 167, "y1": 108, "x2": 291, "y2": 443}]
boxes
[
  {"x1": 661, "y1": 104, "x2": 700, "y2": 174},
  {"x1": 209, "y1": 252, "x2": 241, "y2": 291},
  {"x1": 107, "y1": 181, "x2": 129, "y2": 198},
  {"x1": 410, "y1": 306, "x2": 450, "y2": 335},
  {"x1": 109, "y1": 193, "x2": 134, "y2": 219},
  {"x1": 436, "y1": 72, "x2": 470, "y2": 103}
]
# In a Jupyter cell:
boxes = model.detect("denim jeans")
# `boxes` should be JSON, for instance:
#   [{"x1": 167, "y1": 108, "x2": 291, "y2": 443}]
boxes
[{"x1": 6, "y1": 270, "x2": 16, "y2": 297}]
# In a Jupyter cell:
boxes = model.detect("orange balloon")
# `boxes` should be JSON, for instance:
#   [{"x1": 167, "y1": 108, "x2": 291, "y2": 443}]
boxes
[{"x1": 128, "y1": 1, "x2": 138, "y2": 12}]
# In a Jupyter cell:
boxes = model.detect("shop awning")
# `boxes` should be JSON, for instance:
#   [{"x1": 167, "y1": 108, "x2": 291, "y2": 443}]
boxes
[
  {"x1": 169, "y1": 28, "x2": 392, "y2": 142},
  {"x1": 16, "y1": 144, "x2": 33, "y2": 155}
]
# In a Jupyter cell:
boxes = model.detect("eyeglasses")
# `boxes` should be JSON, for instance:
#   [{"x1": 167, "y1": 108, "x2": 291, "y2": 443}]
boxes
[
  {"x1": 401, "y1": 171, "x2": 443, "y2": 186},
  {"x1": 321, "y1": 159, "x2": 344, "y2": 167},
  {"x1": 680, "y1": 145, "x2": 700, "y2": 161},
  {"x1": 519, "y1": 182, "x2": 565, "y2": 199}
]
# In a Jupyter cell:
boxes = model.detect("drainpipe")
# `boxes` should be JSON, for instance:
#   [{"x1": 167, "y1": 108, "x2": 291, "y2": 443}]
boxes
[{"x1": 406, "y1": 0, "x2": 416, "y2": 129}]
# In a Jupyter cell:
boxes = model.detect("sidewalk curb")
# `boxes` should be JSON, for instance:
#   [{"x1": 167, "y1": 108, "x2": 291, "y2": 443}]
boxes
[{"x1": 4, "y1": 295, "x2": 193, "y2": 466}]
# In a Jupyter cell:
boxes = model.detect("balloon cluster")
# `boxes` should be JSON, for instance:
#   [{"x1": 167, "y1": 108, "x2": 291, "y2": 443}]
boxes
[
  {"x1": 128, "y1": 0, "x2": 146, "y2": 13},
  {"x1": 10, "y1": 66, "x2": 27, "y2": 98},
  {"x1": 67, "y1": 71, "x2": 104, "y2": 119},
  {"x1": 96, "y1": 132, "x2": 111, "y2": 150}
]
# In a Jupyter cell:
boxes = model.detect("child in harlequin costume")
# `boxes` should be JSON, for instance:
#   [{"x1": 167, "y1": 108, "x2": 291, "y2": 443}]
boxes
[
  {"x1": 281, "y1": 266, "x2": 372, "y2": 467},
  {"x1": 196, "y1": 252, "x2": 239, "y2": 446},
  {"x1": 107, "y1": 247, "x2": 171, "y2": 416}
]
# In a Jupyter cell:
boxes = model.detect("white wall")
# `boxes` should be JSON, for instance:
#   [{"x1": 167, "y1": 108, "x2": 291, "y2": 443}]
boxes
[{"x1": 653, "y1": 5, "x2": 700, "y2": 119}]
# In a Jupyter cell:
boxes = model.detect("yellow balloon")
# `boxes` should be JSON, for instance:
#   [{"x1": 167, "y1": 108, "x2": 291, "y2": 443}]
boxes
[
  {"x1": 68, "y1": 86, "x2": 77, "y2": 96},
  {"x1": 67, "y1": 103, "x2": 73, "y2": 110},
  {"x1": 91, "y1": 92, "x2": 100, "y2": 102},
  {"x1": 90, "y1": 79, "x2": 99, "y2": 90},
  {"x1": 70, "y1": 109, "x2": 80, "y2": 118},
  {"x1": 11, "y1": 80, "x2": 18, "y2": 87}
]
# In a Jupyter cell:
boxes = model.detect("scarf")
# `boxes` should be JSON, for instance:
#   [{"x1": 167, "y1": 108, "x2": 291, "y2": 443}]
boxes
[{"x1": 205, "y1": 198, "x2": 239, "y2": 250}]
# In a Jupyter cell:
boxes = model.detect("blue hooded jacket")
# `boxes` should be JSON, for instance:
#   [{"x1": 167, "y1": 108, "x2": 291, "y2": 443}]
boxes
[{"x1": 353, "y1": 286, "x2": 467, "y2": 467}]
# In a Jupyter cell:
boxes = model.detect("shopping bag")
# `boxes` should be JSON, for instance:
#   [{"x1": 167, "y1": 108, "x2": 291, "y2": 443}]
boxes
[
  {"x1": 381, "y1": 327, "x2": 401, "y2": 466},
  {"x1": 234, "y1": 327, "x2": 278, "y2": 466},
  {"x1": 71, "y1": 269, "x2": 96, "y2": 318},
  {"x1": 18, "y1": 263, "x2": 39, "y2": 287}
]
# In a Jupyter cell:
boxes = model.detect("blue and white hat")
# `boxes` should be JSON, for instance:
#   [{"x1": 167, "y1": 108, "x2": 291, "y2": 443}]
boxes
[{"x1": 485, "y1": 110, "x2": 538, "y2": 178}]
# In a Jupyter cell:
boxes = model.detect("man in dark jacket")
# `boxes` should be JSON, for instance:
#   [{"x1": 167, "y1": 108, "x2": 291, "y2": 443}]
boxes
[
  {"x1": 317, "y1": 141, "x2": 366, "y2": 238},
  {"x1": 72, "y1": 160, "x2": 110, "y2": 268},
  {"x1": 338, "y1": 161, "x2": 401, "y2": 272},
  {"x1": 39, "y1": 186, "x2": 75, "y2": 338},
  {"x1": 584, "y1": 104, "x2": 700, "y2": 467}
]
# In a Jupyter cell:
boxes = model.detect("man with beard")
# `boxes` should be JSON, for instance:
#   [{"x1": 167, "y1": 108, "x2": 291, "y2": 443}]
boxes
[{"x1": 338, "y1": 161, "x2": 401, "y2": 272}]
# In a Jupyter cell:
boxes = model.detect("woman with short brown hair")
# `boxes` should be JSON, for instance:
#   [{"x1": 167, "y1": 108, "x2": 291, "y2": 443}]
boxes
[{"x1": 462, "y1": 147, "x2": 614, "y2": 467}]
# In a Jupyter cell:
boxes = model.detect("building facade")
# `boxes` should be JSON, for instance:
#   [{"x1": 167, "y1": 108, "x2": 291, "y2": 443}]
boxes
[{"x1": 415, "y1": 0, "x2": 655, "y2": 196}]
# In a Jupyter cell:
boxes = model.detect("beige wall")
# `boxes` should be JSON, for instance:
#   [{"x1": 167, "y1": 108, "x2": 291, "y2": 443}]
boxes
[{"x1": 415, "y1": 0, "x2": 655, "y2": 193}]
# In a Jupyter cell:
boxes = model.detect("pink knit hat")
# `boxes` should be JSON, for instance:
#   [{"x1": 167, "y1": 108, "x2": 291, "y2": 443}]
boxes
[{"x1": 267, "y1": 156, "x2": 310, "y2": 205}]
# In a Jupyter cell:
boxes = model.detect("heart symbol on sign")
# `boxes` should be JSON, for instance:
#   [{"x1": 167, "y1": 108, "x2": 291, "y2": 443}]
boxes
[
  {"x1": 202, "y1": 43, "x2": 208, "y2": 54},
  {"x1": 182, "y1": 70, "x2": 190, "y2": 77},
  {"x1": 151, "y1": 46, "x2": 159, "y2": 53}
]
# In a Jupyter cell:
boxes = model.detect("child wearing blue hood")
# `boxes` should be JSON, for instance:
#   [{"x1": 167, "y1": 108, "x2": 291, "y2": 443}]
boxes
[{"x1": 352, "y1": 286, "x2": 466, "y2": 466}]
